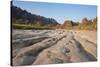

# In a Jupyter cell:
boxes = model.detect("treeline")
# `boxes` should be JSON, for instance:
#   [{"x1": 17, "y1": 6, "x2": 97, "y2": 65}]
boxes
[
  {"x1": 57, "y1": 17, "x2": 97, "y2": 30},
  {"x1": 79, "y1": 17, "x2": 97, "y2": 30},
  {"x1": 11, "y1": 4, "x2": 58, "y2": 29}
]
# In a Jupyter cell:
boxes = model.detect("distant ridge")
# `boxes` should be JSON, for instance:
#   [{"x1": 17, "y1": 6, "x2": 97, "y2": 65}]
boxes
[{"x1": 11, "y1": 4, "x2": 59, "y2": 29}]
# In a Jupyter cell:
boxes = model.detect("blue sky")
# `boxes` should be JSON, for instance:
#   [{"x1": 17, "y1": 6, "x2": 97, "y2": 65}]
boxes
[{"x1": 12, "y1": 1, "x2": 97, "y2": 24}]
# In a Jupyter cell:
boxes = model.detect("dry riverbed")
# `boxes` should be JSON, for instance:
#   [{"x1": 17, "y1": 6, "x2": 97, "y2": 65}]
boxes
[{"x1": 11, "y1": 29, "x2": 97, "y2": 66}]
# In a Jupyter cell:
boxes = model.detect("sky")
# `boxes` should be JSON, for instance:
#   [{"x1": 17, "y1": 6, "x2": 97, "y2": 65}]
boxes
[{"x1": 12, "y1": 1, "x2": 97, "y2": 24}]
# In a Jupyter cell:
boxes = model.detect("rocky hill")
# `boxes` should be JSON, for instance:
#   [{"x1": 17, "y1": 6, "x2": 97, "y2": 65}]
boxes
[{"x1": 11, "y1": 5, "x2": 59, "y2": 29}]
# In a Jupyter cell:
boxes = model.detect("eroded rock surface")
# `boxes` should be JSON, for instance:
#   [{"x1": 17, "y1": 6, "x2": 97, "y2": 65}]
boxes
[{"x1": 12, "y1": 30, "x2": 97, "y2": 66}]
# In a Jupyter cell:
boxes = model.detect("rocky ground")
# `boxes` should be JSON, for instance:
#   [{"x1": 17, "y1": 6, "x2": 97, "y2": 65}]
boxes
[{"x1": 11, "y1": 29, "x2": 97, "y2": 66}]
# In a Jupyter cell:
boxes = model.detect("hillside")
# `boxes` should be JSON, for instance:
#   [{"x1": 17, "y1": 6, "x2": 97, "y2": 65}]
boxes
[{"x1": 11, "y1": 5, "x2": 59, "y2": 29}]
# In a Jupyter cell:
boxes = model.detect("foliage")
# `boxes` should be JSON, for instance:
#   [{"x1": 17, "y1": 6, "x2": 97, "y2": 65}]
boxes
[{"x1": 61, "y1": 17, "x2": 97, "y2": 30}]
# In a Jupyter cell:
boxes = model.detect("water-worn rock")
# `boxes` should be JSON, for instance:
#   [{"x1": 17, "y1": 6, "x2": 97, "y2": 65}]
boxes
[{"x1": 12, "y1": 30, "x2": 97, "y2": 66}]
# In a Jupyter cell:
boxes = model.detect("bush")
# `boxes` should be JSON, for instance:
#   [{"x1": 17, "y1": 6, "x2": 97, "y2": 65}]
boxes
[{"x1": 12, "y1": 24, "x2": 55, "y2": 30}]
